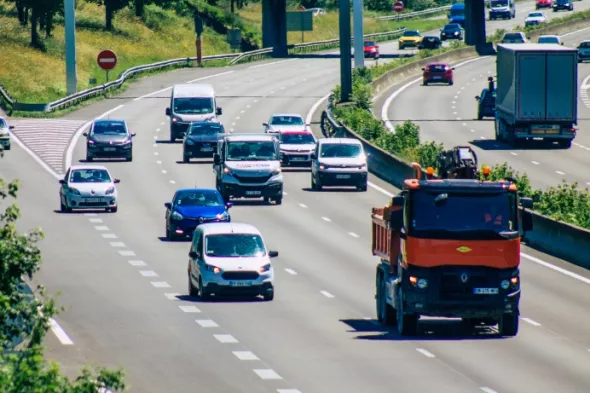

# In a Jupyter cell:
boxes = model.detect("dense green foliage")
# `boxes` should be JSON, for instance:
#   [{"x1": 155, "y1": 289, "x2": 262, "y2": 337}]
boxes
[{"x1": 0, "y1": 153, "x2": 127, "y2": 392}]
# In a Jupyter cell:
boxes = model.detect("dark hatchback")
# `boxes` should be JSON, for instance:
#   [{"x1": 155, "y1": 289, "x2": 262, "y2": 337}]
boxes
[
  {"x1": 475, "y1": 87, "x2": 496, "y2": 120},
  {"x1": 553, "y1": 0, "x2": 573, "y2": 11},
  {"x1": 165, "y1": 188, "x2": 232, "y2": 240},
  {"x1": 84, "y1": 119, "x2": 135, "y2": 162},
  {"x1": 418, "y1": 36, "x2": 442, "y2": 50},
  {"x1": 183, "y1": 121, "x2": 226, "y2": 162},
  {"x1": 440, "y1": 23, "x2": 463, "y2": 41}
]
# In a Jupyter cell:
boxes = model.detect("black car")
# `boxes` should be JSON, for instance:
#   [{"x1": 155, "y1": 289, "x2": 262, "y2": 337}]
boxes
[
  {"x1": 475, "y1": 78, "x2": 496, "y2": 120},
  {"x1": 553, "y1": 0, "x2": 573, "y2": 11},
  {"x1": 84, "y1": 119, "x2": 135, "y2": 162},
  {"x1": 440, "y1": 23, "x2": 463, "y2": 41},
  {"x1": 183, "y1": 120, "x2": 225, "y2": 162},
  {"x1": 418, "y1": 36, "x2": 442, "y2": 50}
]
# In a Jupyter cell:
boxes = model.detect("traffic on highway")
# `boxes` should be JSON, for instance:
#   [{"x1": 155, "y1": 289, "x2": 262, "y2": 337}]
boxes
[{"x1": 2, "y1": 1, "x2": 590, "y2": 393}]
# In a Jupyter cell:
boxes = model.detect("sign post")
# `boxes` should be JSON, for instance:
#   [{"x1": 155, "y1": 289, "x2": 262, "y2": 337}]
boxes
[
  {"x1": 64, "y1": 0, "x2": 77, "y2": 95},
  {"x1": 97, "y1": 49, "x2": 117, "y2": 82},
  {"x1": 353, "y1": 0, "x2": 364, "y2": 69},
  {"x1": 393, "y1": 1, "x2": 404, "y2": 19},
  {"x1": 194, "y1": 14, "x2": 204, "y2": 66}
]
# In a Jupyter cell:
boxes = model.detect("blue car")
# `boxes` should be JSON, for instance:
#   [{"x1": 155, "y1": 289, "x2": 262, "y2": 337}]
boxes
[{"x1": 165, "y1": 188, "x2": 231, "y2": 240}]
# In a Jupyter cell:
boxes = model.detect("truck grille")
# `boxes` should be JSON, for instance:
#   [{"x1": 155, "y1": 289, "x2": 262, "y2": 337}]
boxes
[
  {"x1": 233, "y1": 174, "x2": 272, "y2": 184},
  {"x1": 439, "y1": 274, "x2": 489, "y2": 300},
  {"x1": 222, "y1": 271, "x2": 259, "y2": 280}
]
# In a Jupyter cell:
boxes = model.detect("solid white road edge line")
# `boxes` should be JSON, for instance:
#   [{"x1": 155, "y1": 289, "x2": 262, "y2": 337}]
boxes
[
  {"x1": 519, "y1": 252, "x2": 590, "y2": 285},
  {"x1": 49, "y1": 318, "x2": 74, "y2": 345},
  {"x1": 480, "y1": 387, "x2": 498, "y2": 393},
  {"x1": 521, "y1": 317, "x2": 541, "y2": 327},
  {"x1": 416, "y1": 348, "x2": 435, "y2": 358},
  {"x1": 249, "y1": 59, "x2": 298, "y2": 69}
]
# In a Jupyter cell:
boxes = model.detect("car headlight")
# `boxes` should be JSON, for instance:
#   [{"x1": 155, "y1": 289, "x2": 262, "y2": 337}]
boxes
[
  {"x1": 223, "y1": 167, "x2": 232, "y2": 175},
  {"x1": 171, "y1": 211, "x2": 183, "y2": 220},
  {"x1": 186, "y1": 139, "x2": 195, "y2": 145},
  {"x1": 259, "y1": 263, "x2": 271, "y2": 273},
  {"x1": 501, "y1": 280, "x2": 510, "y2": 290},
  {"x1": 216, "y1": 211, "x2": 229, "y2": 220},
  {"x1": 359, "y1": 164, "x2": 367, "y2": 170},
  {"x1": 272, "y1": 168, "x2": 281, "y2": 176},
  {"x1": 319, "y1": 164, "x2": 328, "y2": 170},
  {"x1": 105, "y1": 186, "x2": 115, "y2": 195},
  {"x1": 454, "y1": 31, "x2": 458, "y2": 35},
  {"x1": 122, "y1": 139, "x2": 132, "y2": 144},
  {"x1": 88, "y1": 140, "x2": 95, "y2": 145},
  {"x1": 69, "y1": 188, "x2": 80, "y2": 195},
  {"x1": 206, "y1": 264, "x2": 221, "y2": 274}
]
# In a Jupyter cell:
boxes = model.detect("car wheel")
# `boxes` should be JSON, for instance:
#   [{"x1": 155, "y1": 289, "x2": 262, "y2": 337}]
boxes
[
  {"x1": 126, "y1": 154, "x2": 132, "y2": 162},
  {"x1": 449, "y1": 80, "x2": 454, "y2": 86},
  {"x1": 183, "y1": 153, "x2": 189, "y2": 163},
  {"x1": 4, "y1": 144, "x2": 10, "y2": 150},
  {"x1": 197, "y1": 277, "x2": 210, "y2": 300},
  {"x1": 188, "y1": 274, "x2": 198, "y2": 297},
  {"x1": 170, "y1": 134, "x2": 176, "y2": 142},
  {"x1": 110, "y1": 206, "x2": 118, "y2": 213},
  {"x1": 60, "y1": 199, "x2": 71, "y2": 213},
  {"x1": 357, "y1": 183, "x2": 368, "y2": 192},
  {"x1": 166, "y1": 226, "x2": 176, "y2": 241},
  {"x1": 273, "y1": 196, "x2": 283, "y2": 205},
  {"x1": 312, "y1": 175, "x2": 322, "y2": 191},
  {"x1": 263, "y1": 289, "x2": 274, "y2": 301},
  {"x1": 423, "y1": 80, "x2": 428, "y2": 86},
  {"x1": 86, "y1": 155, "x2": 93, "y2": 162}
]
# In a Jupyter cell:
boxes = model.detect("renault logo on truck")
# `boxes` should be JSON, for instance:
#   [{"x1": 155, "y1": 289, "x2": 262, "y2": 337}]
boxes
[
  {"x1": 460, "y1": 273, "x2": 469, "y2": 283},
  {"x1": 456, "y1": 246, "x2": 472, "y2": 253}
]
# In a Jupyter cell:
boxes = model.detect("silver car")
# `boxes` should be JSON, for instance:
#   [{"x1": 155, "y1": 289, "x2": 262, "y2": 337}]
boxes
[
  {"x1": 263, "y1": 113, "x2": 308, "y2": 134},
  {"x1": 278, "y1": 131, "x2": 316, "y2": 167},
  {"x1": 0, "y1": 116, "x2": 13, "y2": 151},
  {"x1": 311, "y1": 138, "x2": 368, "y2": 191},
  {"x1": 59, "y1": 165, "x2": 120, "y2": 213}
]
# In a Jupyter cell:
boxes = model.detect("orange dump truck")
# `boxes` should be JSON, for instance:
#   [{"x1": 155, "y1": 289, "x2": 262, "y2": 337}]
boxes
[{"x1": 373, "y1": 161, "x2": 534, "y2": 337}]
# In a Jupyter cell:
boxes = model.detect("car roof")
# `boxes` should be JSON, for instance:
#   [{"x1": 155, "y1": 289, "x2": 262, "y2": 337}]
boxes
[
  {"x1": 500, "y1": 43, "x2": 574, "y2": 51},
  {"x1": 175, "y1": 188, "x2": 221, "y2": 194},
  {"x1": 199, "y1": 222, "x2": 262, "y2": 236},
  {"x1": 318, "y1": 138, "x2": 362, "y2": 145},
  {"x1": 427, "y1": 62, "x2": 449, "y2": 66},
  {"x1": 68, "y1": 165, "x2": 110, "y2": 172},
  {"x1": 539, "y1": 35, "x2": 558, "y2": 38},
  {"x1": 280, "y1": 130, "x2": 313, "y2": 134},
  {"x1": 225, "y1": 134, "x2": 277, "y2": 142},
  {"x1": 270, "y1": 113, "x2": 303, "y2": 118},
  {"x1": 93, "y1": 119, "x2": 127, "y2": 126},
  {"x1": 172, "y1": 84, "x2": 215, "y2": 98}
]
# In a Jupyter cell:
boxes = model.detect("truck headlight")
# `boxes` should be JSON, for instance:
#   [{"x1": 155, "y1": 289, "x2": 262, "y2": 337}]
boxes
[
  {"x1": 501, "y1": 280, "x2": 510, "y2": 290},
  {"x1": 417, "y1": 279, "x2": 428, "y2": 289},
  {"x1": 105, "y1": 186, "x2": 115, "y2": 195},
  {"x1": 171, "y1": 211, "x2": 183, "y2": 220}
]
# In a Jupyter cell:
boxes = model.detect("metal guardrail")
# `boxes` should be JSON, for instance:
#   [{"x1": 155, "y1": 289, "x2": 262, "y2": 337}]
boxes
[
  {"x1": 377, "y1": 5, "x2": 452, "y2": 21},
  {"x1": 321, "y1": 94, "x2": 345, "y2": 138}
]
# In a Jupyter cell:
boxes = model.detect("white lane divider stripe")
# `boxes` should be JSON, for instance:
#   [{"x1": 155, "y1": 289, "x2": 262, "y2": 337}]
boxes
[
  {"x1": 253, "y1": 369, "x2": 282, "y2": 380},
  {"x1": 348, "y1": 232, "x2": 359, "y2": 238},
  {"x1": 521, "y1": 317, "x2": 541, "y2": 327},
  {"x1": 49, "y1": 318, "x2": 74, "y2": 345},
  {"x1": 102, "y1": 233, "x2": 117, "y2": 239},
  {"x1": 162, "y1": 170, "x2": 167, "y2": 174},
  {"x1": 277, "y1": 390, "x2": 302, "y2": 393},
  {"x1": 94, "y1": 226, "x2": 109, "y2": 231},
  {"x1": 214, "y1": 334, "x2": 238, "y2": 343},
  {"x1": 178, "y1": 306, "x2": 201, "y2": 313},
  {"x1": 128, "y1": 260, "x2": 146, "y2": 266},
  {"x1": 109, "y1": 242, "x2": 126, "y2": 248},
  {"x1": 416, "y1": 348, "x2": 435, "y2": 358},
  {"x1": 298, "y1": 203, "x2": 307, "y2": 208},
  {"x1": 88, "y1": 218, "x2": 103, "y2": 223},
  {"x1": 321, "y1": 216, "x2": 331, "y2": 222},
  {"x1": 151, "y1": 281, "x2": 171, "y2": 288},
  {"x1": 320, "y1": 290, "x2": 334, "y2": 298},
  {"x1": 164, "y1": 293, "x2": 181, "y2": 300},
  {"x1": 520, "y1": 252, "x2": 590, "y2": 285},
  {"x1": 139, "y1": 270, "x2": 158, "y2": 277},
  {"x1": 480, "y1": 388, "x2": 498, "y2": 393},
  {"x1": 555, "y1": 170, "x2": 565, "y2": 175},
  {"x1": 531, "y1": 161, "x2": 540, "y2": 165},
  {"x1": 285, "y1": 268, "x2": 298, "y2": 275},
  {"x1": 233, "y1": 351, "x2": 259, "y2": 360},
  {"x1": 119, "y1": 250, "x2": 136, "y2": 256},
  {"x1": 170, "y1": 180, "x2": 176, "y2": 184},
  {"x1": 84, "y1": 213, "x2": 97, "y2": 216},
  {"x1": 195, "y1": 319, "x2": 218, "y2": 327}
]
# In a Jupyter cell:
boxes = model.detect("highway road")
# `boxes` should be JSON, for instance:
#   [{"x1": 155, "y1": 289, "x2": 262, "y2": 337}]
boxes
[
  {"x1": 378, "y1": 26, "x2": 590, "y2": 190},
  {"x1": 2, "y1": 5, "x2": 590, "y2": 393}
]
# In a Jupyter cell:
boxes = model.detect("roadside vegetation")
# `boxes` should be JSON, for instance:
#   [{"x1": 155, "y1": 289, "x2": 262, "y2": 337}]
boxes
[{"x1": 0, "y1": 154, "x2": 127, "y2": 392}]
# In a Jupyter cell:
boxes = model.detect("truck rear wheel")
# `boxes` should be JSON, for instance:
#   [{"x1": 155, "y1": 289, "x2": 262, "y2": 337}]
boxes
[
  {"x1": 396, "y1": 288, "x2": 418, "y2": 336},
  {"x1": 498, "y1": 313, "x2": 519, "y2": 336},
  {"x1": 377, "y1": 277, "x2": 397, "y2": 326}
]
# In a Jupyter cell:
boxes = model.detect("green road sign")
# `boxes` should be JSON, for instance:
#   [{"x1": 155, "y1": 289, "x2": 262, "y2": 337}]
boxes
[
  {"x1": 286, "y1": 11, "x2": 313, "y2": 32},
  {"x1": 194, "y1": 14, "x2": 203, "y2": 35},
  {"x1": 227, "y1": 29, "x2": 241, "y2": 49}
]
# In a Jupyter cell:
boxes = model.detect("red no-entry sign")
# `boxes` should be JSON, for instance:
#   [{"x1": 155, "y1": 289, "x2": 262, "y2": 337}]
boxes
[
  {"x1": 393, "y1": 1, "x2": 404, "y2": 12},
  {"x1": 97, "y1": 50, "x2": 118, "y2": 71}
]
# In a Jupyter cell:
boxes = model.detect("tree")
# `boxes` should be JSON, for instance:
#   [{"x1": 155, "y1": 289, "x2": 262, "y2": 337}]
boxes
[
  {"x1": 86, "y1": 0, "x2": 132, "y2": 30},
  {"x1": 0, "y1": 150, "x2": 127, "y2": 393}
]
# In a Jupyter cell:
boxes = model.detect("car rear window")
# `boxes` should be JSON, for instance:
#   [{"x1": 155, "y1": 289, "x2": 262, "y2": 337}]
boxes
[
  {"x1": 503, "y1": 33, "x2": 523, "y2": 40},
  {"x1": 364, "y1": 41, "x2": 375, "y2": 46},
  {"x1": 428, "y1": 65, "x2": 447, "y2": 72}
]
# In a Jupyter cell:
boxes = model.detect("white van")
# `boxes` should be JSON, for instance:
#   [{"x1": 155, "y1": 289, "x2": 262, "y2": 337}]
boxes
[{"x1": 165, "y1": 84, "x2": 222, "y2": 141}]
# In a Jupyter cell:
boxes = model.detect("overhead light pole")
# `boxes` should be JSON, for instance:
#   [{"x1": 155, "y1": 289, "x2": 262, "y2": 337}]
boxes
[
  {"x1": 339, "y1": 0, "x2": 352, "y2": 102},
  {"x1": 64, "y1": 0, "x2": 77, "y2": 95},
  {"x1": 353, "y1": 0, "x2": 364, "y2": 68}
]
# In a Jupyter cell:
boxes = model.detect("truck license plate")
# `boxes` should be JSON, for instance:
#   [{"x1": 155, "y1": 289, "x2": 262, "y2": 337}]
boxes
[
  {"x1": 473, "y1": 288, "x2": 499, "y2": 295},
  {"x1": 291, "y1": 157, "x2": 305, "y2": 161},
  {"x1": 84, "y1": 198, "x2": 100, "y2": 202},
  {"x1": 230, "y1": 281, "x2": 252, "y2": 287},
  {"x1": 104, "y1": 147, "x2": 116, "y2": 151},
  {"x1": 245, "y1": 190, "x2": 262, "y2": 196},
  {"x1": 336, "y1": 174, "x2": 351, "y2": 179}
]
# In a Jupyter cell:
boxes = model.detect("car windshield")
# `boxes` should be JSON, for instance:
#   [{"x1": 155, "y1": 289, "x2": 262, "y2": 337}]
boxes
[
  {"x1": 188, "y1": 124, "x2": 224, "y2": 135},
  {"x1": 504, "y1": 33, "x2": 523, "y2": 40},
  {"x1": 403, "y1": 31, "x2": 420, "y2": 37},
  {"x1": 444, "y1": 24, "x2": 459, "y2": 30},
  {"x1": 491, "y1": 0, "x2": 508, "y2": 6},
  {"x1": 174, "y1": 191, "x2": 223, "y2": 206},
  {"x1": 528, "y1": 12, "x2": 543, "y2": 17},
  {"x1": 0, "y1": 119, "x2": 7, "y2": 128},
  {"x1": 428, "y1": 64, "x2": 448, "y2": 72},
  {"x1": 538, "y1": 36, "x2": 557, "y2": 43},
  {"x1": 450, "y1": 8, "x2": 464, "y2": 16},
  {"x1": 270, "y1": 116, "x2": 304, "y2": 125},
  {"x1": 92, "y1": 121, "x2": 127, "y2": 135},
  {"x1": 364, "y1": 41, "x2": 375, "y2": 46},
  {"x1": 173, "y1": 97, "x2": 214, "y2": 115},
  {"x1": 205, "y1": 234, "x2": 266, "y2": 258},
  {"x1": 226, "y1": 141, "x2": 278, "y2": 161},
  {"x1": 409, "y1": 191, "x2": 518, "y2": 238},
  {"x1": 579, "y1": 42, "x2": 590, "y2": 48},
  {"x1": 70, "y1": 169, "x2": 112, "y2": 183},
  {"x1": 280, "y1": 133, "x2": 315, "y2": 144},
  {"x1": 320, "y1": 143, "x2": 362, "y2": 158}
]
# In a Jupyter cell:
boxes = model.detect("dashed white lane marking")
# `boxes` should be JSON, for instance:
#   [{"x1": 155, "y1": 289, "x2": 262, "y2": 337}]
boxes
[
  {"x1": 170, "y1": 180, "x2": 176, "y2": 184},
  {"x1": 454, "y1": 96, "x2": 458, "y2": 99},
  {"x1": 233, "y1": 351, "x2": 259, "y2": 360},
  {"x1": 254, "y1": 99, "x2": 259, "y2": 103},
  {"x1": 102, "y1": 233, "x2": 117, "y2": 239},
  {"x1": 283, "y1": 191, "x2": 288, "y2": 195},
  {"x1": 298, "y1": 203, "x2": 307, "y2": 208},
  {"x1": 164, "y1": 293, "x2": 180, "y2": 300},
  {"x1": 128, "y1": 260, "x2": 146, "y2": 266},
  {"x1": 452, "y1": 106, "x2": 456, "y2": 109},
  {"x1": 521, "y1": 317, "x2": 541, "y2": 327},
  {"x1": 470, "y1": 129, "x2": 475, "y2": 133},
  {"x1": 154, "y1": 152, "x2": 159, "y2": 155},
  {"x1": 235, "y1": 116, "x2": 240, "y2": 120},
  {"x1": 153, "y1": 136, "x2": 158, "y2": 140},
  {"x1": 196, "y1": 319, "x2": 219, "y2": 327},
  {"x1": 456, "y1": 117, "x2": 461, "y2": 120},
  {"x1": 153, "y1": 143, "x2": 157, "y2": 147},
  {"x1": 109, "y1": 242, "x2": 126, "y2": 248},
  {"x1": 156, "y1": 160, "x2": 162, "y2": 164},
  {"x1": 277, "y1": 390, "x2": 302, "y2": 393},
  {"x1": 178, "y1": 306, "x2": 201, "y2": 313},
  {"x1": 348, "y1": 232, "x2": 359, "y2": 238},
  {"x1": 214, "y1": 334, "x2": 238, "y2": 343},
  {"x1": 416, "y1": 348, "x2": 436, "y2": 358},
  {"x1": 510, "y1": 152, "x2": 518, "y2": 156},
  {"x1": 479, "y1": 136, "x2": 485, "y2": 140},
  {"x1": 321, "y1": 217, "x2": 331, "y2": 222},
  {"x1": 94, "y1": 225, "x2": 109, "y2": 231},
  {"x1": 88, "y1": 218, "x2": 103, "y2": 223},
  {"x1": 49, "y1": 318, "x2": 74, "y2": 345},
  {"x1": 139, "y1": 270, "x2": 158, "y2": 277},
  {"x1": 480, "y1": 388, "x2": 498, "y2": 393},
  {"x1": 119, "y1": 250, "x2": 136, "y2": 256},
  {"x1": 246, "y1": 105, "x2": 251, "y2": 108},
  {"x1": 320, "y1": 290, "x2": 334, "y2": 298},
  {"x1": 162, "y1": 170, "x2": 167, "y2": 174},
  {"x1": 555, "y1": 171, "x2": 565, "y2": 175},
  {"x1": 84, "y1": 213, "x2": 97, "y2": 216},
  {"x1": 240, "y1": 110, "x2": 245, "y2": 114},
  {"x1": 531, "y1": 161, "x2": 540, "y2": 165},
  {"x1": 452, "y1": 101, "x2": 456, "y2": 104},
  {"x1": 453, "y1": 112, "x2": 457, "y2": 115},
  {"x1": 285, "y1": 268, "x2": 298, "y2": 275},
  {"x1": 462, "y1": 123, "x2": 466, "y2": 126},
  {"x1": 151, "y1": 281, "x2": 171, "y2": 288},
  {"x1": 161, "y1": 122, "x2": 165, "y2": 125},
  {"x1": 254, "y1": 369, "x2": 282, "y2": 380},
  {"x1": 156, "y1": 128, "x2": 160, "y2": 132}
]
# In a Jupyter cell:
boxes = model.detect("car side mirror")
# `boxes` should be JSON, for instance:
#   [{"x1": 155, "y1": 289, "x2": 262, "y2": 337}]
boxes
[
  {"x1": 165, "y1": 108, "x2": 171, "y2": 116},
  {"x1": 189, "y1": 251, "x2": 198, "y2": 259},
  {"x1": 269, "y1": 250, "x2": 279, "y2": 258},
  {"x1": 59, "y1": 179, "x2": 65, "y2": 184},
  {"x1": 522, "y1": 212, "x2": 533, "y2": 232},
  {"x1": 165, "y1": 202, "x2": 172, "y2": 209},
  {"x1": 421, "y1": 68, "x2": 425, "y2": 71},
  {"x1": 475, "y1": 96, "x2": 480, "y2": 100},
  {"x1": 521, "y1": 197, "x2": 533, "y2": 209},
  {"x1": 451, "y1": 67, "x2": 455, "y2": 70},
  {"x1": 216, "y1": 107, "x2": 222, "y2": 115},
  {"x1": 213, "y1": 153, "x2": 220, "y2": 165},
  {"x1": 114, "y1": 179, "x2": 120, "y2": 183},
  {"x1": 527, "y1": 36, "x2": 531, "y2": 40},
  {"x1": 8, "y1": 125, "x2": 14, "y2": 130},
  {"x1": 305, "y1": 123, "x2": 311, "y2": 127},
  {"x1": 83, "y1": 132, "x2": 88, "y2": 137},
  {"x1": 311, "y1": 152, "x2": 317, "y2": 159},
  {"x1": 263, "y1": 122, "x2": 268, "y2": 127},
  {"x1": 225, "y1": 202, "x2": 232, "y2": 209},
  {"x1": 131, "y1": 133, "x2": 136, "y2": 137},
  {"x1": 391, "y1": 195, "x2": 404, "y2": 207},
  {"x1": 561, "y1": 42, "x2": 564, "y2": 45}
]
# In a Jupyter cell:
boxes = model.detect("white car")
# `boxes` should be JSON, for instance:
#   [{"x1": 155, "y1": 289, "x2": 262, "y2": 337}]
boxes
[
  {"x1": 263, "y1": 113, "x2": 308, "y2": 134},
  {"x1": 0, "y1": 116, "x2": 13, "y2": 151},
  {"x1": 311, "y1": 138, "x2": 368, "y2": 191},
  {"x1": 501, "y1": 32, "x2": 527, "y2": 44},
  {"x1": 59, "y1": 165, "x2": 120, "y2": 213},
  {"x1": 278, "y1": 130, "x2": 317, "y2": 167},
  {"x1": 187, "y1": 223, "x2": 278, "y2": 301},
  {"x1": 538, "y1": 35, "x2": 562, "y2": 44},
  {"x1": 524, "y1": 11, "x2": 546, "y2": 26}
]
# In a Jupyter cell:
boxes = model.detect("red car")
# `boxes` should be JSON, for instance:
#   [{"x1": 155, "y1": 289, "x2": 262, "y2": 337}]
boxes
[
  {"x1": 363, "y1": 40, "x2": 379, "y2": 59},
  {"x1": 422, "y1": 62, "x2": 454, "y2": 85},
  {"x1": 536, "y1": 0, "x2": 551, "y2": 8}
]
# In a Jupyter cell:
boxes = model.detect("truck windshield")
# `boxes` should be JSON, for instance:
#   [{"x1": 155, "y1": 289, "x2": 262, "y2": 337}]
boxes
[
  {"x1": 491, "y1": 0, "x2": 508, "y2": 7},
  {"x1": 173, "y1": 97, "x2": 214, "y2": 115},
  {"x1": 226, "y1": 141, "x2": 278, "y2": 161},
  {"x1": 449, "y1": 8, "x2": 464, "y2": 16},
  {"x1": 409, "y1": 191, "x2": 518, "y2": 239}
]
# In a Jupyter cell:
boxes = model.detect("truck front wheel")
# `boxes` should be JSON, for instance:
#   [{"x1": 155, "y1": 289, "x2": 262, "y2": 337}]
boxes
[
  {"x1": 376, "y1": 277, "x2": 396, "y2": 325},
  {"x1": 396, "y1": 288, "x2": 418, "y2": 336},
  {"x1": 498, "y1": 313, "x2": 519, "y2": 336}
]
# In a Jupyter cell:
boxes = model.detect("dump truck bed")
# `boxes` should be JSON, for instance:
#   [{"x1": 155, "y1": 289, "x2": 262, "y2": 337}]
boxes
[{"x1": 371, "y1": 206, "x2": 399, "y2": 264}]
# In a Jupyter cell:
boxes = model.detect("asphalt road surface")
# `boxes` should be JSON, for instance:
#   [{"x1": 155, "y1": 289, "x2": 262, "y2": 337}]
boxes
[{"x1": 2, "y1": 6, "x2": 590, "y2": 393}]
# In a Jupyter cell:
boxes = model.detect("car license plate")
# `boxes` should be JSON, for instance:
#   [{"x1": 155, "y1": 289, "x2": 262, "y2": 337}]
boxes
[
  {"x1": 230, "y1": 281, "x2": 252, "y2": 287},
  {"x1": 104, "y1": 147, "x2": 116, "y2": 151},
  {"x1": 291, "y1": 157, "x2": 305, "y2": 161},
  {"x1": 84, "y1": 198, "x2": 100, "y2": 202},
  {"x1": 473, "y1": 288, "x2": 499, "y2": 295},
  {"x1": 245, "y1": 190, "x2": 262, "y2": 196},
  {"x1": 200, "y1": 147, "x2": 213, "y2": 152},
  {"x1": 336, "y1": 174, "x2": 351, "y2": 179},
  {"x1": 432, "y1": 76, "x2": 442, "y2": 80}
]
